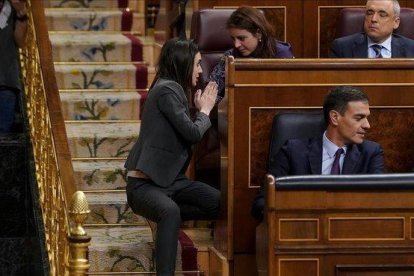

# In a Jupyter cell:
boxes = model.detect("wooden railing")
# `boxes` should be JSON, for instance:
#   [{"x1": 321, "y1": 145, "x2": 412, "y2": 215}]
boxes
[{"x1": 19, "y1": 1, "x2": 87, "y2": 275}]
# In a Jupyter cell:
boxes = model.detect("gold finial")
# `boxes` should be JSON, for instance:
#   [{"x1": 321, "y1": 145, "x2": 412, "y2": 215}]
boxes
[
  {"x1": 266, "y1": 174, "x2": 275, "y2": 185},
  {"x1": 69, "y1": 191, "x2": 90, "y2": 236}
]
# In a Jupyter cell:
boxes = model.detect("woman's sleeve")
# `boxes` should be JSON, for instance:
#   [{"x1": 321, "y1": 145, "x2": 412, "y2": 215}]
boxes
[
  {"x1": 208, "y1": 58, "x2": 226, "y2": 101},
  {"x1": 276, "y1": 41, "x2": 295, "y2": 58},
  {"x1": 158, "y1": 87, "x2": 211, "y2": 144}
]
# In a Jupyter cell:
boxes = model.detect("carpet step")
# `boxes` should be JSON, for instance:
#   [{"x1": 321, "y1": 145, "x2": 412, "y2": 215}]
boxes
[
  {"x1": 84, "y1": 191, "x2": 145, "y2": 225},
  {"x1": 44, "y1": 0, "x2": 144, "y2": 11},
  {"x1": 45, "y1": 8, "x2": 144, "y2": 33},
  {"x1": 182, "y1": 228, "x2": 213, "y2": 275},
  {"x1": 66, "y1": 121, "x2": 139, "y2": 158},
  {"x1": 139, "y1": 36, "x2": 157, "y2": 66},
  {"x1": 87, "y1": 226, "x2": 157, "y2": 272},
  {"x1": 73, "y1": 159, "x2": 127, "y2": 191},
  {"x1": 60, "y1": 91, "x2": 140, "y2": 120},
  {"x1": 182, "y1": 228, "x2": 212, "y2": 252},
  {"x1": 147, "y1": 65, "x2": 156, "y2": 88},
  {"x1": 54, "y1": 62, "x2": 148, "y2": 89},
  {"x1": 87, "y1": 225, "x2": 211, "y2": 274},
  {"x1": 49, "y1": 33, "x2": 144, "y2": 62}
]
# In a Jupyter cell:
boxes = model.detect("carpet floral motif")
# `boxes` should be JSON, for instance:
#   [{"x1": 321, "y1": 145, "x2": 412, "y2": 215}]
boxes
[{"x1": 71, "y1": 14, "x2": 108, "y2": 31}]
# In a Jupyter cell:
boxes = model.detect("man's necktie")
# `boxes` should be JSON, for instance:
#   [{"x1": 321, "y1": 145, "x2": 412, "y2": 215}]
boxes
[
  {"x1": 330, "y1": 148, "x2": 344, "y2": 175},
  {"x1": 371, "y1": 44, "x2": 383, "y2": 58}
]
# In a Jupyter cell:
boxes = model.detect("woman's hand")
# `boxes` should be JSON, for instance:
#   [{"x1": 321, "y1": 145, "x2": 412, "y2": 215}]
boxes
[{"x1": 194, "y1": 81, "x2": 218, "y2": 116}]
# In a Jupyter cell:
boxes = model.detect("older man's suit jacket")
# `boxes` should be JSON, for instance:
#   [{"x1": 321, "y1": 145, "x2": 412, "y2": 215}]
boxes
[
  {"x1": 251, "y1": 136, "x2": 384, "y2": 220},
  {"x1": 329, "y1": 32, "x2": 414, "y2": 58},
  {"x1": 124, "y1": 78, "x2": 211, "y2": 187}
]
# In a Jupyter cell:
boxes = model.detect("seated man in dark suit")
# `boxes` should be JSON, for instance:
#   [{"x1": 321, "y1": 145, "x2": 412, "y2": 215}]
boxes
[
  {"x1": 330, "y1": 0, "x2": 414, "y2": 58},
  {"x1": 251, "y1": 86, "x2": 384, "y2": 220}
]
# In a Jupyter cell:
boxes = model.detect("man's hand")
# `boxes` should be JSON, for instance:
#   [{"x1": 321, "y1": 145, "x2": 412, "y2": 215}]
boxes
[{"x1": 194, "y1": 81, "x2": 218, "y2": 116}]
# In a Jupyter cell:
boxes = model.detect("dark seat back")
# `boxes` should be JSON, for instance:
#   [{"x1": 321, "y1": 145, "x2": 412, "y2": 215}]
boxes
[
  {"x1": 336, "y1": 7, "x2": 414, "y2": 39},
  {"x1": 268, "y1": 112, "x2": 325, "y2": 169},
  {"x1": 275, "y1": 173, "x2": 414, "y2": 190},
  {"x1": 190, "y1": 9, "x2": 235, "y2": 82}
]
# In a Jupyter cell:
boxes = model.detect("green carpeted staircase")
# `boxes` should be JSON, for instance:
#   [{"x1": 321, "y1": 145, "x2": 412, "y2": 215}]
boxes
[{"x1": 44, "y1": 0, "x2": 212, "y2": 274}]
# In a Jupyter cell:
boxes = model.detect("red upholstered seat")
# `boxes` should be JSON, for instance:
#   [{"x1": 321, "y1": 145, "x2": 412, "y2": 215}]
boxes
[
  {"x1": 189, "y1": 9, "x2": 234, "y2": 188},
  {"x1": 190, "y1": 9, "x2": 234, "y2": 82},
  {"x1": 336, "y1": 7, "x2": 414, "y2": 39}
]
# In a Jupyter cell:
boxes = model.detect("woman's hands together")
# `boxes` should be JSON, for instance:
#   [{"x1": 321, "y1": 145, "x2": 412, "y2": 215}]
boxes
[{"x1": 194, "y1": 81, "x2": 218, "y2": 116}]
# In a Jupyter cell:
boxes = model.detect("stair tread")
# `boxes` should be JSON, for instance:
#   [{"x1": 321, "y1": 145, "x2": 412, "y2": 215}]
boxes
[
  {"x1": 87, "y1": 226, "x2": 151, "y2": 248},
  {"x1": 87, "y1": 227, "x2": 155, "y2": 272},
  {"x1": 66, "y1": 122, "x2": 140, "y2": 138},
  {"x1": 85, "y1": 191, "x2": 127, "y2": 204},
  {"x1": 46, "y1": 8, "x2": 143, "y2": 15},
  {"x1": 49, "y1": 32, "x2": 133, "y2": 45},
  {"x1": 54, "y1": 63, "x2": 146, "y2": 90},
  {"x1": 44, "y1": 1, "x2": 118, "y2": 8},
  {"x1": 73, "y1": 160, "x2": 127, "y2": 191},
  {"x1": 73, "y1": 159, "x2": 125, "y2": 170},
  {"x1": 54, "y1": 63, "x2": 141, "y2": 67},
  {"x1": 44, "y1": 0, "x2": 144, "y2": 10},
  {"x1": 182, "y1": 228, "x2": 213, "y2": 251},
  {"x1": 87, "y1": 226, "x2": 213, "y2": 249},
  {"x1": 61, "y1": 92, "x2": 141, "y2": 120},
  {"x1": 83, "y1": 190, "x2": 142, "y2": 225},
  {"x1": 60, "y1": 91, "x2": 141, "y2": 101}
]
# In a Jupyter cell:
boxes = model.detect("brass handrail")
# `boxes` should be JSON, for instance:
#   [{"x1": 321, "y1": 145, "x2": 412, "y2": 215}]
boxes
[{"x1": 20, "y1": 1, "x2": 87, "y2": 275}]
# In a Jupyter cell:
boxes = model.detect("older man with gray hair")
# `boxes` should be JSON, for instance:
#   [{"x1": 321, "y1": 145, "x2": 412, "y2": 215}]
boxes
[{"x1": 330, "y1": 0, "x2": 414, "y2": 58}]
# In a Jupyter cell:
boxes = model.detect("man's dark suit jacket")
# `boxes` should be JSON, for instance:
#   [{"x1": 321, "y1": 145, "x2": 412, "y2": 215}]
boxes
[
  {"x1": 124, "y1": 78, "x2": 211, "y2": 187},
  {"x1": 329, "y1": 32, "x2": 414, "y2": 58},
  {"x1": 251, "y1": 135, "x2": 384, "y2": 220}
]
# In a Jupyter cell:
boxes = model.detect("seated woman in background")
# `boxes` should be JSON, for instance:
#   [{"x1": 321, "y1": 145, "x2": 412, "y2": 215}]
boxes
[{"x1": 209, "y1": 6, "x2": 294, "y2": 101}]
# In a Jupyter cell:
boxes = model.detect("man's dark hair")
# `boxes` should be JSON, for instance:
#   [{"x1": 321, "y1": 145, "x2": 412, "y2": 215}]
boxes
[
  {"x1": 151, "y1": 38, "x2": 199, "y2": 92},
  {"x1": 323, "y1": 86, "x2": 369, "y2": 125}
]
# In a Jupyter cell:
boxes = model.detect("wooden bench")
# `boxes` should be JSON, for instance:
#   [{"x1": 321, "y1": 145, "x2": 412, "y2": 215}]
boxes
[
  {"x1": 257, "y1": 174, "x2": 414, "y2": 276},
  {"x1": 214, "y1": 58, "x2": 414, "y2": 275}
]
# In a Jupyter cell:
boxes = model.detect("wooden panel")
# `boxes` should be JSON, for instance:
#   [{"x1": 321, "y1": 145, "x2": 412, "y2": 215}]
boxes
[
  {"x1": 329, "y1": 217, "x2": 405, "y2": 241},
  {"x1": 233, "y1": 254, "x2": 257, "y2": 276},
  {"x1": 276, "y1": 193, "x2": 414, "y2": 210},
  {"x1": 209, "y1": 246, "x2": 230, "y2": 276},
  {"x1": 336, "y1": 265, "x2": 414, "y2": 276},
  {"x1": 411, "y1": 217, "x2": 414, "y2": 240},
  {"x1": 197, "y1": 250, "x2": 209, "y2": 275},
  {"x1": 367, "y1": 110, "x2": 414, "y2": 173},
  {"x1": 214, "y1": 59, "x2": 414, "y2": 275},
  {"x1": 279, "y1": 219, "x2": 319, "y2": 241},
  {"x1": 279, "y1": 259, "x2": 319, "y2": 276},
  {"x1": 318, "y1": 5, "x2": 362, "y2": 58},
  {"x1": 263, "y1": 8, "x2": 285, "y2": 42}
]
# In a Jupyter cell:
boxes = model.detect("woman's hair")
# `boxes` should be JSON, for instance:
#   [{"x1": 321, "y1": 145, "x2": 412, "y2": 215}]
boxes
[
  {"x1": 227, "y1": 6, "x2": 276, "y2": 58},
  {"x1": 151, "y1": 38, "x2": 199, "y2": 92}
]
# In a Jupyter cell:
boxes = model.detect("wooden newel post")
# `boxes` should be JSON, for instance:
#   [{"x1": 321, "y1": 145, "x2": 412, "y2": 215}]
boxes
[{"x1": 67, "y1": 191, "x2": 91, "y2": 276}]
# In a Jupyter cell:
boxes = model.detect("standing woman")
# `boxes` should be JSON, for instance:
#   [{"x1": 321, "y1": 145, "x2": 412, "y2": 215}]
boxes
[
  {"x1": 125, "y1": 38, "x2": 220, "y2": 276},
  {"x1": 0, "y1": 0, "x2": 28, "y2": 133},
  {"x1": 209, "y1": 6, "x2": 294, "y2": 101}
]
